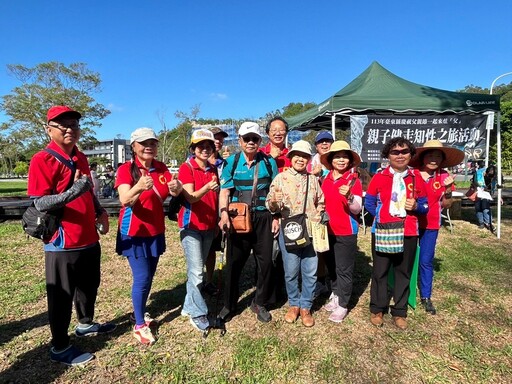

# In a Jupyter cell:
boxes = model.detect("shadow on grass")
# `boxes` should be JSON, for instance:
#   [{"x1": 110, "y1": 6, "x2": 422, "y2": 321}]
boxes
[
  {"x1": 0, "y1": 311, "x2": 48, "y2": 348},
  {"x1": 0, "y1": 314, "x2": 130, "y2": 383},
  {"x1": 147, "y1": 282, "x2": 187, "y2": 325}
]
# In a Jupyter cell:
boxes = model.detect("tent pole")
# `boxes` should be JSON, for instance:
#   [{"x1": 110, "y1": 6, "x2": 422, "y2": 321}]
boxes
[
  {"x1": 484, "y1": 112, "x2": 494, "y2": 168},
  {"x1": 331, "y1": 114, "x2": 336, "y2": 140},
  {"x1": 496, "y1": 112, "x2": 502, "y2": 239}
]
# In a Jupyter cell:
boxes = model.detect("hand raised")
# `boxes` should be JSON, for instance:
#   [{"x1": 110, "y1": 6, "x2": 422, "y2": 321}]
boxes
[
  {"x1": 405, "y1": 198, "x2": 417, "y2": 211},
  {"x1": 444, "y1": 175, "x2": 454, "y2": 188},
  {"x1": 168, "y1": 173, "x2": 182, "y2": 195},
  {"x1": 222, "y1": 146, "x2": 231, "y2": 159},
  {"x1": 312, "y1": 164, "x2": 322, "y2": 176},
  {"x1": 208, "y1": 175, "x2": 219, "y2": 191},
  {"x1": 272, "y1": 185, "x2": 284, "y2": 203},
  {"x1": 137, "y1": 169, "x2": 153, "y2": 191},
  {"x1": 338, "y1": 185, "x2": 350, "y2": 197},
  {"x1": 270, "y1": 145, "x2": 281, "y2": 159}
]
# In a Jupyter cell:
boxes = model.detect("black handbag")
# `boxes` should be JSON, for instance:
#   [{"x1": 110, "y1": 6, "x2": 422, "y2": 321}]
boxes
[
  {"x1": 281, "y1": 175, "x2": 311, "y2": 251},
  {"x1": 22, "y1": 148, "x2": 76, "y2": 242}
]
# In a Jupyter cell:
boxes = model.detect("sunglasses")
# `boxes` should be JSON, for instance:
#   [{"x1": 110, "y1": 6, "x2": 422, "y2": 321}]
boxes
[
  {"x1": 241, "y1": 136, "x2": 260, "y2": 143},
  {"x1": 389, "y1": 149, "x2": 411, "y2": 156}
]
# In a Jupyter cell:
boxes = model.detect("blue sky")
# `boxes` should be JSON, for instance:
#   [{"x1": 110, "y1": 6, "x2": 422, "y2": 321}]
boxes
[{"x1": 1, "y1": 0, "x2": 511, "y2": 141}]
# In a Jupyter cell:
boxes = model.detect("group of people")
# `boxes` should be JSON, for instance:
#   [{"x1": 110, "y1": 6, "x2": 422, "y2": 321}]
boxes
[
  {"x1": 28, "y1": 105, "x2": 467, "y2": 367},
  {"x1": 471, "y1": 160, "x2": 500, "y2": 233}
]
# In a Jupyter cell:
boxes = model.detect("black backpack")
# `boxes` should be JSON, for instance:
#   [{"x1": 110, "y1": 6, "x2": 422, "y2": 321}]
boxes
[{"x1": 22, "y1": 149, "x2": 76, "y2": 241}]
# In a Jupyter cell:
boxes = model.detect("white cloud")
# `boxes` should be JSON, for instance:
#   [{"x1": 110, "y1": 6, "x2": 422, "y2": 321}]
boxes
[
  {"x1": 210, "y1": 93, "x2": 228, "y2": 101},
  {"x1": 107, "y1": 103, "x2": 124, "y2": 112}
]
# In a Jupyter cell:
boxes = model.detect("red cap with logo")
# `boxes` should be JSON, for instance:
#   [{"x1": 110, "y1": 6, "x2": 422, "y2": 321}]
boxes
[{"x1": 47, "y1": 106, "x2": 82, "y2": 123}]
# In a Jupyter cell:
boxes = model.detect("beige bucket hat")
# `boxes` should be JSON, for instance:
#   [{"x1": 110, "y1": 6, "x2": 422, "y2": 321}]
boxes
[{"x1": 320, "y1": 140, "x2": 361, "y2": 170}]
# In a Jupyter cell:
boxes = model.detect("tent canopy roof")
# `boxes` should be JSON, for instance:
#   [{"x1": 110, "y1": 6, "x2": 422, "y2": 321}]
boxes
[{"x1": 288, "y1": 61, "x2": 500, "y2": 131}]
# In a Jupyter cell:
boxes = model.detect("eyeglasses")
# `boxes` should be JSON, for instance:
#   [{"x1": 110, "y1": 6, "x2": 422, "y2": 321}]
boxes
[
  {"x1": 48, "y1": 123, "x2": 80, "y2": 132},
  {"x1": 269, "y1": 129, "x2": 286, "y2": 135},
  {"x1": 389, "y1": 149, "x2": 411, "y2": 156},
  {"x1": 196, "y1": 143, "x2": 213, "y2": 151},
  {"x1": 316, "y1": 139, "x2": 333, "y2": 144},
  {"x1": 241, "y1": 136, "x2": 260, "y2": 143}
]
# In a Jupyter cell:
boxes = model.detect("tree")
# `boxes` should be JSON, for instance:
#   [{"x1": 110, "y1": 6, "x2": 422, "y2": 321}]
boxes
[
  {"x1": 13, "y1": 161, "x2": 28, "y2": 177},
  {"x1": 0, "y1": 62, "x2": 110, "y2": 156},
  {"x1": 281, "y1": 102, "x2": 316, "y2": 118},
  {"x1": 158, "y1": 104, "x2": 201, "y2": 165},
  {"x1": 458, "y1": 82, "x2": 512, "y2": 170}
]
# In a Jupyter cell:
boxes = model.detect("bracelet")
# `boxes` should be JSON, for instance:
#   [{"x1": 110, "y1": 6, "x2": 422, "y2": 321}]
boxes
[{"x1": 220, "y1": 207, "x2": 228, "y2": 213}]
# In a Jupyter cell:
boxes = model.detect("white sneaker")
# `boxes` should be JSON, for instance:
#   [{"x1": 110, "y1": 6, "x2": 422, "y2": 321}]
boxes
[
  {"x1": 323, "y1": 294, "x2": 339, "y2": 312},
  {"x1": 328, "y1": 306, "x2": 348, "y2": 323},
  {"x1": 133, "y1": 325, "x2": 156, "y2": 346}
]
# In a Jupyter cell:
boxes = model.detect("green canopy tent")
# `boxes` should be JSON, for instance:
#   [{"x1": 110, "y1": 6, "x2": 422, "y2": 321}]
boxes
[
  {"x1": 287, "y1": 61, "x2": 500, "y2": 131},
  {"x1": 288, "y1": 61, "x2": 505, "y2": 239}
]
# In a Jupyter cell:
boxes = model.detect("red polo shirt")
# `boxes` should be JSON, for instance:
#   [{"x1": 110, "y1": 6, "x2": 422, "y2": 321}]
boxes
[
  {"x1": 260, "y1": 143, "x2": 291, "y2": 173},
  {"x1": 365, "y1": 167, "x2": 428, "y2": 237},
  {"x1": 27, "y1": 141, "x2": 99, "y2": 248},
  {"x1": 418, "y1": 170, "x2": 454, "y2": 230},
  {"x1": 322, "y1": 170, "x2": 363, "y2": 236},
  {"x1": 178, "y1": 158, "x2": 219, "y2": 231},
  {"x1": 115, "y1": 158, "x2": 171, "y2": 237}
]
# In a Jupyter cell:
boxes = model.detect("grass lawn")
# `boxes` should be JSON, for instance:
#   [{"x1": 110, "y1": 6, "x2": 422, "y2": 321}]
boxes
[
  {"x1": 0, "y1": 180, "x2": 28, "y2": 197},
  {"x1": 0, "y1": 206, "x2": 511, "y2": 383}
]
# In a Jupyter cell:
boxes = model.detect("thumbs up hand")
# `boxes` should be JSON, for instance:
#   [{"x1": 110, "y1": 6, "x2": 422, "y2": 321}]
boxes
[
  {"x1": 339, "y1": 184, "x2": 350, "y2": 197},
  {"x1": 222, "y1": 146, "x2": 231, "y2": 159},
  {"x1": 137, "y1": 169, "x2": 154, "y2": 191},
  {"x1": 207, "y1": 174, "x2": 219, "y2": 192},
  {"x1": 168, "y1": 173, "x2": 182, "y2": 196},
  {"x1": 272, "y1": 185, "x2": 284, "y2": 203},
  {"x1": 444, "y1": 175, "x2": 454, "y2": 188}
]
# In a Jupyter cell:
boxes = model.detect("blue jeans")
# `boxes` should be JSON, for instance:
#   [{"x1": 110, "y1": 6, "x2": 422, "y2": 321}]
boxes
[
  {"x1": 278, "y1": 231, "x2": 318, "y2": 310},
  {"x1": 180, "y1": 228, "x2": 215, "y2": 318},
  {"x1": 127, "y1": 254, "x2": 160, "y2": 326},
  {"x1": 418, "y1": 229, "x2": 439, "y2": 299},
  {"x1": 474, "y1": 198, "x2": 491, "y2": 225}
]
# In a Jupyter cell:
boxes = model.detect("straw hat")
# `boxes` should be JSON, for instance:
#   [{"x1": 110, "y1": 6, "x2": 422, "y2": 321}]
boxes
[
  {"x1": 320, "y1": 140, "x2": 361, "y2": 170},
  {"x1": 409, "y1": 139, "x2": 464, "y2": 168},
  {"x1": 287, "y1": 140, "x2": 312, "y2": 158}
]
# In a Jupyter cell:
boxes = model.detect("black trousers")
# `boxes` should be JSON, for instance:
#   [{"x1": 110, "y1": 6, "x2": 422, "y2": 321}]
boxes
[
  {"x1": 45, "y1": 243, "x2": 101, "y2": 349},
  {"x1": 224, "y1": 211, "x2": 275, "y2": 311},
  {"x1": 369, "y1": 235, "x2": 417, "y2": 318},
  {"x1": 324, "y1": 234, "x2": 358, "y2": 308}
]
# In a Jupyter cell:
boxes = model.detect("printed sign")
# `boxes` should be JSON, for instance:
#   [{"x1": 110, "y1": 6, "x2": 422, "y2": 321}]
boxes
[{"x1": 350, "y1": 114, "x2": 488, "y2": 163}]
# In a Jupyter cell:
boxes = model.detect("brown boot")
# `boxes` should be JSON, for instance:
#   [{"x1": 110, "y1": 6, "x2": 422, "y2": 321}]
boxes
[
  {"x1": 300, "y1": 308, "x2": 315, "y2": 327},
  {"x1": 392, "y1": 316, "x2": 407, "y2": 330},
  {"x1": 284, "y1": 306, "x2": 300, "y2": 323},
  {"x1": 370, "y1": 312, "x2": 384, "y2": 327}
]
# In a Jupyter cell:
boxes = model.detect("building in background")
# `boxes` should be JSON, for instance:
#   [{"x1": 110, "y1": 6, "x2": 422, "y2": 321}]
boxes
[{"x1": 82, "y1": 138, "x2": 131, "y2": 169}]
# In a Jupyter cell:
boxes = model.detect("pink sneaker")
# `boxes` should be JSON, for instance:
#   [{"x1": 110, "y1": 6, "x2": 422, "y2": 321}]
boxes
[
  {"x1": 328, "y1": 306, "x2": 348, "y2": 323},
  {"x1": 323, "y1": 294, "x2": 339, "y2": 312}
]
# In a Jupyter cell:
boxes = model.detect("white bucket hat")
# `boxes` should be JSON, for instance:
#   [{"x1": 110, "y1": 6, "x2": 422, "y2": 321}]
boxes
[{"x1": 287, "y1": 140, "x2": 313, "y2": 158}]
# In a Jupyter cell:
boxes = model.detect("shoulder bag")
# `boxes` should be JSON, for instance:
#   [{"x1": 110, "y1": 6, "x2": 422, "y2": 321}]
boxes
[{"x1": 281, "y1": 175, "x2": 311, "y2": 251}]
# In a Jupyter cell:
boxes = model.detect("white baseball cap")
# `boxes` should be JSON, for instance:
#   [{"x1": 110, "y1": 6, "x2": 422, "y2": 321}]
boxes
[
  {"x1": 131, "y1": 127, "x2": 159, "y2": 144},
  {"x1": 238, "y1": 122, "x2": 261, "y2": 138}
]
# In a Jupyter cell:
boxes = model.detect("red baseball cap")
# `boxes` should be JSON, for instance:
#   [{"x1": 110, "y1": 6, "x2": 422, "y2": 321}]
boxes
[{"x1": 47, "y1": 106, "x2": 82, "y2": 123}]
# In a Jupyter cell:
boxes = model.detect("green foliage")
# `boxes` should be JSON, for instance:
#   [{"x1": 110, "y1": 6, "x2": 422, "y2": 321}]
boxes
[
  {"x1": 281, "y1": 102, "x2": 316, "y2": 118},
  {"x1": 158, "y1": 105, "x2": 200, "y2": 165},
  {"x1": 12, "y1": 161, "x2": 28, "y2": 176},
  {"x1": 0, "y1": 61, "x2": 110, "y2": 172}
]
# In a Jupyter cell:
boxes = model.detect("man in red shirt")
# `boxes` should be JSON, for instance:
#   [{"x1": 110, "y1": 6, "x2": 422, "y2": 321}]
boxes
[
  {"x1": 260, "y1": 116, "x2": 291, "y2": 172},
  {"x1": 27, "y1": 106, "x2": 114, "y2": 366}
]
